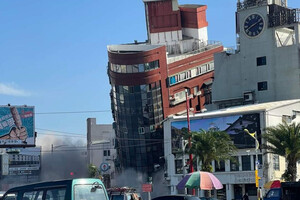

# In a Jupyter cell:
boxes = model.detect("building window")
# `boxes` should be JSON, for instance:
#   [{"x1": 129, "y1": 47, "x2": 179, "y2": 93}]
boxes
[
  {"x1": 203, "y1": 85, "x2": 212, "y2": 104},
  {"x1": 103, "y1": 150, "x2": 110, "y2": 157},
  {"x1": 230, "y1": 156, "x2": 239, "y2": 171},
  {"x1": 215, "y1": 160, "x2": 225, "y2": 172},
  {"x1": 168, "y1": 61, "x2": 214, "y2": 86},
  {"x1": 273, "y1": 155, "x2": 280, "y2": 170},
  {"x1": 257, "y1": 56, "x2": 267, "y2": 66},
  {"x1": 257, "y1": 81, "x2": 268, "y2": 91},
  {"x1": 242, "y1": 155, "x2": 251, "y2": 171},
  {"x1": 138, "y1": 127, "x2": 145, "y2": 134},
  {"x1": 175, "y1": 160, "x2": 183, "y2": 174}
]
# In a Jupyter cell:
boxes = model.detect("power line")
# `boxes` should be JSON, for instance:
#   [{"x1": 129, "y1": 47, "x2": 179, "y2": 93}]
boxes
[
  {"x1": 36, "y1": 128, "x2": 85, "y2": 138},
  {"x1": 35, "y1": 110, "x2": 111, "y2": 115}
]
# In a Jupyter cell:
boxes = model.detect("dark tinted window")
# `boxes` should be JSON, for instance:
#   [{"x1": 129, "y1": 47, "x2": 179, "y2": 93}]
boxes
[
  {"x1": 242, "y1": 155, "x2": 251, "y2": 171},
  {"x1": 3, "y1": 193, "x2": 17, "y2": 200},
  {"x1": 257, "y1": 56, "x2": 267, "y2": 66},
  {"x1": 257, "y1": 81, "x2": 268, "y2": 91}
]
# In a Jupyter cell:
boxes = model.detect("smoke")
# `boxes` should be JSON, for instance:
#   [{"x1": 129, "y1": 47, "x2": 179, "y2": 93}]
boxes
[
  {"x1": 36, "y1": 134, "x2": 88, "y2": 181},
  {"x1": 151, "y1": 169, "x2": 169, "y2": 198},
  {"x1": 113, "y1": 168, "x2": 147, "y2": 189},
  {"x1": 111, "y1": 168, "x2": 169, "y2": 199}
]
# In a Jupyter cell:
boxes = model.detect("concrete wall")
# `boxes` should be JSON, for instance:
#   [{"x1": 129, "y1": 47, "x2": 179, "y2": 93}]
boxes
[{"x1": 212, "y1": 5, "x2": 300, "y2": 106}]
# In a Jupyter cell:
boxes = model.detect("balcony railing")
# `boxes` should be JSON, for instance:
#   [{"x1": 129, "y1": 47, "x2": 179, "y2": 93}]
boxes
[
  {"x1": 166, "y1": 39, "x2": 222, "y2": 64},
  {"x1": 237, "y1": 0, "x2": 268, "y2": 10}
]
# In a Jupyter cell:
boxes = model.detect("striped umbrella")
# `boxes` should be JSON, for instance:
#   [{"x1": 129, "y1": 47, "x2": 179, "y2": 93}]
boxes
[
  {"x1": 177, "y1": 171, "x2": 223, "y2": 190},
  {"x1": 264, "y1": 180, "x2": 281, "y2": 189}
]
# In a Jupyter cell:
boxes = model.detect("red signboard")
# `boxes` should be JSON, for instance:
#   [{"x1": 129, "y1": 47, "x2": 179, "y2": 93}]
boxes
[{"x1": 142, "y1": 184, "x2": 152, "y2": 192}]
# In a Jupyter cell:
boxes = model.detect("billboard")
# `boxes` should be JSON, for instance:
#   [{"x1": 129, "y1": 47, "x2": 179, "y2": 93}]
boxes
[
  {"x1": 171, "y1": 113, "x2": 261, "y2": 150},
  {"x1": 0, "y1": 106, "x2": 35, "y2": 147}
]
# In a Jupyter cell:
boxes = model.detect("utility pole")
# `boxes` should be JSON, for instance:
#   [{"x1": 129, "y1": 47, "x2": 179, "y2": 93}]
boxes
[
  {"x1": 185, "y1": 89, "x2": 193, "y2": 174},
  {"x1": 185, "y1": 88, "x2": 195, "y2": 195}
]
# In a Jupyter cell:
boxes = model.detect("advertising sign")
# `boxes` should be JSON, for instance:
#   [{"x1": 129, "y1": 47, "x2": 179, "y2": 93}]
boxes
[
  {"x1": 142, "y1": 184, "x2": 152, "y2": 192},
  {"x1": 171, "y1": 113, "x2": 261, "y2": 150},
  {"x1": 0, "y1": 106, "x2": 35, "y2": 147}
]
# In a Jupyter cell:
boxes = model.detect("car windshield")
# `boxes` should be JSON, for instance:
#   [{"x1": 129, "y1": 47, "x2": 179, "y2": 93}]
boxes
[
  {"x1": 74, "y1": 184, "x2": 107, "y2": 200},
  {"x1": 111, "y1": 195, "x2": 124, "y2": 200},
  {"x1": 186, "y1": 197, "x2": 200, "y2": 200}
]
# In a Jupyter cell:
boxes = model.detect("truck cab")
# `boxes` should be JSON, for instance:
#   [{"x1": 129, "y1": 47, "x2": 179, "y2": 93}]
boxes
[
  {"x1": 264, "y1": 188, "x2": 281, "y2": 200},
  {"x1": 107, "y1": 187, "x2": 141, "y2": 200},
  {"x1": 264, "y1": 182, "x2": 300, "y2": 200}
]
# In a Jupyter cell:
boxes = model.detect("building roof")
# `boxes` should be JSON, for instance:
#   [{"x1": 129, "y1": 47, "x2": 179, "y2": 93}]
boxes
[
  {"x1": 171, "y1": 99, "x2": 300, "y2": 120},
  {"x1": 142, "y1": 0, "x2": 165, "y2": 2},
  {"x1": 179, "y1": 4, "x2": 205, "y2": 9},
  {"x1": 107, "y1": 44, "x2": 163, "y2": 53}
]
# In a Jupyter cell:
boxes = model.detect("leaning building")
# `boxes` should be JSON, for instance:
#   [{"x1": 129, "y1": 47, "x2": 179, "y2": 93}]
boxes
[{"x1": 107, "y1": 0, "x2": 223, "y2": 174}]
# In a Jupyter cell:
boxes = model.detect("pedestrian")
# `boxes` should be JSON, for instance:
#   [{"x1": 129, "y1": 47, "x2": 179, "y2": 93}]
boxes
[{"x1": 242, "y1": 193, "x2": 249, "y2": 200}]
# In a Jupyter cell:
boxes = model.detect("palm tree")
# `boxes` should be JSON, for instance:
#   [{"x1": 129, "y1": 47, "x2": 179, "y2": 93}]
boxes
[
  {"x1": 263, "y1": 122, "x2": 300, "y2": 181},
  {"x1": 185, "y1": 128, "x2": 237, "y2": 172}
]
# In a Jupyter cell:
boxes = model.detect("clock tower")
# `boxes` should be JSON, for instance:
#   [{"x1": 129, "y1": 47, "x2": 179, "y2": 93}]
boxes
[{"x1": 211, "y1": 0, "x2": 300, "y2": 109}]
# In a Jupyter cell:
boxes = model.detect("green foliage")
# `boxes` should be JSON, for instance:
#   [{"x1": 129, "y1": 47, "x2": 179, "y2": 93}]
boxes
[
  {"x1": 87, "y1": 164, "x2": 102, "y2": 179},
  {"x1": 263, "y1": 122, "x2": 300, "y2": 181},
  {"x1": 185, "y1": 128, "x2": 237, "y2": 172}
]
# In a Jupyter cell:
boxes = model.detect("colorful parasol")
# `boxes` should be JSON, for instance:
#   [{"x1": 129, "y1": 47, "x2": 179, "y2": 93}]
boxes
[
  {"x1": 264, "y1": 180, "x2": 282, "y2": 189},
  {"x1": 176, "y1": 171, "x2": 223, "y2": 190}
]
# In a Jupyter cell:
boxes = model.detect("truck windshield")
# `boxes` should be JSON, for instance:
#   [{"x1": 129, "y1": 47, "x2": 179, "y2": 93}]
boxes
[
  {"x1": 74, "y1": 184, "x2": 107, "y2": 200},
  {"x1": 111, "y1": 195, "x2": 124, "y2": 200},
  {"x1": 266, "y1": 189, "x2": 280, "y2": 198}
]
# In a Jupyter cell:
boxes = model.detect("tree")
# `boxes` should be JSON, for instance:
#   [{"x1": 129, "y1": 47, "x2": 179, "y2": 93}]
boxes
[
  {"x1": 263, "y1": 122, "x2": 300, "y2": 181},
  {"x1": 185, "y1": 128, "x2": 237, "y2": 172},
  {"x1": 87, "y1": 164, "x2": 102, "y2": 179}
]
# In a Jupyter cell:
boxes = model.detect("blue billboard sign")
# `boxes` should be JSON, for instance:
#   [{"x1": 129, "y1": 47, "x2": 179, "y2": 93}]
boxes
[
  {"x1": 0, "y1": 106, "x2": 35, "y2": 146},
  {"x1": 171, "y1": 113, "x2": 261, "y2": 149}
]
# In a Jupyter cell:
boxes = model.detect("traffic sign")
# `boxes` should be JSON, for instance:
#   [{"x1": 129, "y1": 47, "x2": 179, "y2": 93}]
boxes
[{"x1": 100, "y1": 163, "x2": 110, "y2": 172}]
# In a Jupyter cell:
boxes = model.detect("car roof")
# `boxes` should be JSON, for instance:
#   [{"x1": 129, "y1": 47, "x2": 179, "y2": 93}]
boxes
[{"x1": 5, "y1": 178, "x2": 103, "y2": 193}]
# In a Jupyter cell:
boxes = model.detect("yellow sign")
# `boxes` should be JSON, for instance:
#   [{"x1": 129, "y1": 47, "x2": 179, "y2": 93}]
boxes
[{"x1": 255, "y1": 169, "x2": 261, "y2": 187}]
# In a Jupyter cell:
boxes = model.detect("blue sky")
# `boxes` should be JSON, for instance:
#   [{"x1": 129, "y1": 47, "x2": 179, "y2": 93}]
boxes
[{"x1": 0, "y1": 0, "x2": 299, "y2": 145}]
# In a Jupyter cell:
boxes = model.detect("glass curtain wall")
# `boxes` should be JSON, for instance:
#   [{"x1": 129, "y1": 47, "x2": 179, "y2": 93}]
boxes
[{"x1": 111, "y1": 81, "x2": 164, "y2": 173}]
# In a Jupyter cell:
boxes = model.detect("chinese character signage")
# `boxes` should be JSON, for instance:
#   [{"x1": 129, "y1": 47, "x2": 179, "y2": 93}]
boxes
[{"x1": 0, "y1": 106, "x2": 35, "y2": 147}]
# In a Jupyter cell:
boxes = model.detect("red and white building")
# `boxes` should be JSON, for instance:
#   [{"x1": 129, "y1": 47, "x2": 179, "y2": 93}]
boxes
[{"x1": 107, "y1": 0, "x2": 223, "y2": 174}]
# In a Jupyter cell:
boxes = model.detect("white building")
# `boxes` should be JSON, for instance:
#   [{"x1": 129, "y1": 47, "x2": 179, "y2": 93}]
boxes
[
  {"x1": 210, "y1": 0, "x2": 300, "y2": 109},
  {"x1": 163, "y1": 99, "x2": 300, "y2": 200},
  {"x1": 87, "y1": 118, "x2": 116, "y2": 187}
]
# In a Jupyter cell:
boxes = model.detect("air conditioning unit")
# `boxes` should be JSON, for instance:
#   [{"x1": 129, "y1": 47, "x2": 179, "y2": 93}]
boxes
[{"x1": 244, "y1": 92, "x2": 254, "y2": 102}]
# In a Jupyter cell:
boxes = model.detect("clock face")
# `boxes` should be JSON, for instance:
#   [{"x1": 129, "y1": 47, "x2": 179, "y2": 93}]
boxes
[{"x1": 244, "y1": 14, "x2": 264, "y2": 37}]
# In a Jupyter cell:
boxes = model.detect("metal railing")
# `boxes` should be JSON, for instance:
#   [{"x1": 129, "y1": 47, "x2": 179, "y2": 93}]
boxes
[
  {"x1": 166, "y1": 40, "x2": 222, "y2": 64},
  {"x1": 237, "y1": 0, "x2": 268, "y2": 10}
]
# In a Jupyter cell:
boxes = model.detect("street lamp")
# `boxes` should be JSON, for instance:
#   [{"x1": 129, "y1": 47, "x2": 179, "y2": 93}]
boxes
[{"x1": 244, "y1": 129, "x2": 261, "y2": 200}]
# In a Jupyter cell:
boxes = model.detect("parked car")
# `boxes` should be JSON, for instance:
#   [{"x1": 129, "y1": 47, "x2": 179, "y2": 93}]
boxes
[{"x1": 152, "y1": 195, "x2": 201, "y2": 200}]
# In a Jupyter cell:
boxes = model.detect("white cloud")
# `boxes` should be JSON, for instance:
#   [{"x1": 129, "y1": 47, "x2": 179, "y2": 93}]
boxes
[{"x1": 0, "y1": 83, "x2": 31, "y2": 96}]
